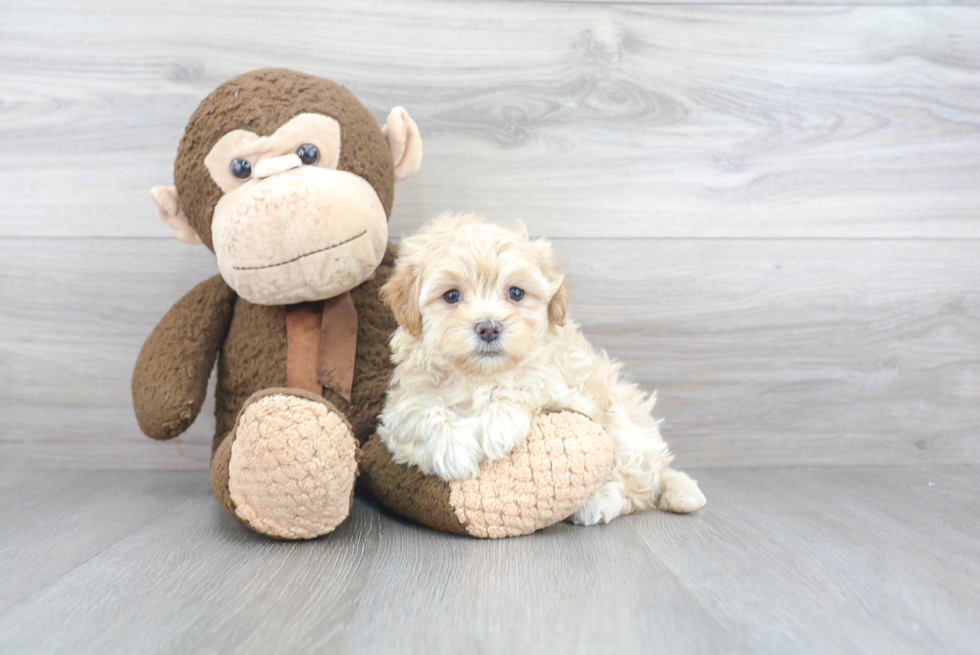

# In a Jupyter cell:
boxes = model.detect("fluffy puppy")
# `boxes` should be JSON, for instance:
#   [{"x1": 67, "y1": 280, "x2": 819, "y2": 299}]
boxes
[{"x1": 378, "y1": 213, "x2": 706, "y2": 524}]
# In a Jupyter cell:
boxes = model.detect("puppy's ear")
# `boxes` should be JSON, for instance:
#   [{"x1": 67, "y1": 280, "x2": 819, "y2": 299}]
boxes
[
  {"x1": 549, "y1": 280, "x2": 569, "y2": 326},
  {"x1": 381, "y1": 257, "x2": 422, "y2": 336},
  {"x1": 532, "y1": 237, "x2": 568, "y2": 326},
  {"x1": 509, "y1": 221, "x2": 529, "y2": 241}
]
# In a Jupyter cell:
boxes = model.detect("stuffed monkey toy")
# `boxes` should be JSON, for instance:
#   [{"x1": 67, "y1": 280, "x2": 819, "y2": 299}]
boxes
[{"x1": 134, "y1": 68, "x2": 612, "y2": 540}]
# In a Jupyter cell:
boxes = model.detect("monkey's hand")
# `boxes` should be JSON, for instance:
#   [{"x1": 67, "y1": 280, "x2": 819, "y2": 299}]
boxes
[{"x1": 132, "y1": 275, "x2": 236, "y2": 440}]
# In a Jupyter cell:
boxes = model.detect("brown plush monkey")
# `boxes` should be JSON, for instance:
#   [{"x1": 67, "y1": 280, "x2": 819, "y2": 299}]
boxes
[
  {"x1": 134, "y1": 69, "x2": 421, "y2": 539},
  {"x1": 135, "y1": 68, "x2": 612, "y2": 540}
]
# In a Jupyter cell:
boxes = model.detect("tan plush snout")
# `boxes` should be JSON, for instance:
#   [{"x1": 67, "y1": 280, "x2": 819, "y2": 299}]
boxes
[
  {"x1": 253, "y1": 154, "x2": 302, "y2": 179},
  {"x1": 212, "y1": 167, "x2": 389, "y2": 305}
]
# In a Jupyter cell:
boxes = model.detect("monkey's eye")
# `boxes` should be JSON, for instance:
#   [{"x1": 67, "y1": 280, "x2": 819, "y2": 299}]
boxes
[
  {"x1": 508, "y1": 287, "x2": 525, "y2": 302},
  {"x1": 443, "y1": 289, "x2": 461, "y2": 304},
  {"x1": 230, "y1": 158, "x2": 252, "y2": 180},
  {"x1": 296, "y1": 143, "x2": 320, "y2": 165}
]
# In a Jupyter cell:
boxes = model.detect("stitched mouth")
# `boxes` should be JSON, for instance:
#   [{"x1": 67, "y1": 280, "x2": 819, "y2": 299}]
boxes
[{"x1": 232, "y1": 231, "x2": 367, "y2": 271}]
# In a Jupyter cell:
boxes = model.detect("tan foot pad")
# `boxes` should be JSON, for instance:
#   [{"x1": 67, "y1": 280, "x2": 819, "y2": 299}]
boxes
[
  {"x1": 450, "y1": 412, "x2": 613, "y2": 538},
  {"x1": 228, "y1": 393, "x2": 357, "y2": 539}
]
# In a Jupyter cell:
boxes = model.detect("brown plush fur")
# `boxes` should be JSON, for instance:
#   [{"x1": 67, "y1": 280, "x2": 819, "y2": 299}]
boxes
[
  {"x1": 133, "y1": 246, "x2": 398, "y2": 447},
  {"x1": 209, "y1": 428, "x2": 240, "y2": 526},
  {"x1": 209, "y1": 245, "x2": 399, "y2": 450},
  {"x1": 360, "y1": 434, "x2": 470, "y2": 536},
  {"x1": 132, "y1": 70, "x2": 404, "y2": 539},
  {"x1": 132, "y1": 275, "x2": 236, "y2": 440},
  {"x1": 174, "y1": 68, "x2": 395, "y2": 250},
  {"x1": 133, "y1": 248, "x2": 396, "y2": 537}
]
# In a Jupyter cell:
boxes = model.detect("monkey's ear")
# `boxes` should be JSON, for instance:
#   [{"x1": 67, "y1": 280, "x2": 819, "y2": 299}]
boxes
[
  {"x1": 150, "y1": 186, "x2": 203, "y2": 245},
  {"x1": 380, "y1": 256, "x2": 422, "y2": 337},
  {"x1": 381, "y1": 107, "x2": 423, "y2": 183}
]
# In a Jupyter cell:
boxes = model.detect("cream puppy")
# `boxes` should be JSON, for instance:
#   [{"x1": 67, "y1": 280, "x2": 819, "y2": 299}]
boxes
[{"x1": 378, "y1": 213, "x2": 706, "y2": 524}]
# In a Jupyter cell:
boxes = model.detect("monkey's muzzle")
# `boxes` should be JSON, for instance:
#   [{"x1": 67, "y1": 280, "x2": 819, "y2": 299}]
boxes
[{"x1": 211, "y1": 167, "x2": 389, "y2": 306}]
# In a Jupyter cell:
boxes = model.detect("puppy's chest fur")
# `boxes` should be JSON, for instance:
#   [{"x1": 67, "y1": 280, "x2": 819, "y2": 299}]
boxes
[{"x1": 441, "y1": 365, "x2": 599, "y2": 421}]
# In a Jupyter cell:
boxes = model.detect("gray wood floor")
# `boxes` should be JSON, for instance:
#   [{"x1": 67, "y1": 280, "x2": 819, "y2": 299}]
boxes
[
  {"x1": 1, "y1": 465, "x2": 977, "y2": 654},
  {"x1": 2, "y1": 0, "x2": 979, "y2": 652}
]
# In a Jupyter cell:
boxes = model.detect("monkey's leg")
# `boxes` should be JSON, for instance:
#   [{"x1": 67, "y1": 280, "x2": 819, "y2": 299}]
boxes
[
  {"x1": 360, "y1": 411, "x2": 613, "y2": 538},
  {"x1": 211, "y1": 388, "x2": 358, "y2": 539}
]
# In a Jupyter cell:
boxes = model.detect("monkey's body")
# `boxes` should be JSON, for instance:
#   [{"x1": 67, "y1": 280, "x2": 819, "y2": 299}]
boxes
[
  {"x1": 212, "y1": 247, "x2": 398, "y2": 444},
  {"x1": 134, "y1": 246, "x2": 398, "y2": 538},
  {"x1": 130, "y1": 248, "x2": 396, "y2": 444},
  {"x1": 134, "y1": 68, "x2": 613, "y2": 540}
]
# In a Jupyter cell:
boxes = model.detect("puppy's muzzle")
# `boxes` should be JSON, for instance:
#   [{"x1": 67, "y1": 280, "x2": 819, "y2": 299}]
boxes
[{"x1": 475, "y1": 320, "x2": 502, "y2": 343}]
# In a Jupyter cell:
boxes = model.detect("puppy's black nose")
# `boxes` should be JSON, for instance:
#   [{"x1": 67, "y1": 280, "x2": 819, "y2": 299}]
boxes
[{"x1": 475, "y1": 320, "x2": 502, "y2": 343}]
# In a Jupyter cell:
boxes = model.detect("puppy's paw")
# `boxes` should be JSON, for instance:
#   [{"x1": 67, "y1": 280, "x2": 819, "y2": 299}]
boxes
[
  {"x1": 480, "y1": 405, "x2": 531, "y2": 462},
  {"x1": 423, "y1": 445, "x2": 481, "y2": 481},
  {"x1": 417, "y1": 417, "x2": 484, "y2": 481},
  {"x1": 658, "y1": 468, "x2": 706, "y2": 514},
  {"x1": 570, "y1": 482, "x2": 630, "y2": 526}
]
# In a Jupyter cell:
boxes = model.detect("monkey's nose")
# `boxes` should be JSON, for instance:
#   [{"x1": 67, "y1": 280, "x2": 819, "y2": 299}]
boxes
[
  {"x1": 253, "y1": 154, "x2": 303, "y2": 179},
  {"x1": 475, "y1": 320, "x2": 502, "y2": 343}
]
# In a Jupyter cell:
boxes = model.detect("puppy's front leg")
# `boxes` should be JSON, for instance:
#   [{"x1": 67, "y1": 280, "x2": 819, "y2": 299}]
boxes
[
  {"x1": 380, "y1": 404, "x2": 484, "y2": 481},
  {"x1": 479, "y1": 401, "x2": 532, "y2": 462},
  {"x1": 422, "y1": 410, "x2": 485, "y2": 481}
]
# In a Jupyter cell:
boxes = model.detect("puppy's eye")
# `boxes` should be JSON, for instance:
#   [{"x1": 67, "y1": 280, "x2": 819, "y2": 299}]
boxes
[
  {"x1": 443, "y1": 289, "x2": 461, "y2": 304},
  {"x1": 508, "y1": 287, "x2": 525, "y2": 301},
  {"x1": 230, "y1": 158, "x2": 252, "y2": 180}
]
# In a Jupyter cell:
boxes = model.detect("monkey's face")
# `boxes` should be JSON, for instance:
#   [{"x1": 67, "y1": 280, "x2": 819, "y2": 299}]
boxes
[
  {"x1": 154, "y1": 69, "x2": 422, "y2": 305},
  {"x1": 204, "y1": 113, "x2": 388, "y2": 305}
]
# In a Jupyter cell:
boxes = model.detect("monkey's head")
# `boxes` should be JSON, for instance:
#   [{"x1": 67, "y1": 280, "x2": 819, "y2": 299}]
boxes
[{"x1": 151, "y1": 68, "x2": 422, "y2": 305}]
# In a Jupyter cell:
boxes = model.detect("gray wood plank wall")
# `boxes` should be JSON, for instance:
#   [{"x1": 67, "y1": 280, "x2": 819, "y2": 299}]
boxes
[{"x1": 1, "y1": 0, "x2": 978, "y2": 469}]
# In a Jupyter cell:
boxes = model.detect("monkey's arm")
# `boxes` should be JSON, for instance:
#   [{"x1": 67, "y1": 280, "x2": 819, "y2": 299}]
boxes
[{"x1": 132, "y1": 275, "x2": 236, "y2": 440}]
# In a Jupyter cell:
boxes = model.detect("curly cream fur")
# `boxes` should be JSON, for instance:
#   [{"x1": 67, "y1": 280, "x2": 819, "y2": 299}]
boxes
[{"x1": 379, "y1": 213, "x2": 706, "y2": 524}]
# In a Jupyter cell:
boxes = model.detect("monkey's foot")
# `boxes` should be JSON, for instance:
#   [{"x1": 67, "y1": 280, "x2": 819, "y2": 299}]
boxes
[
  {"x1": 211, "y1": 388, "x2": 358, "y2": 539},
  {"x1": 360, "y1": 411, "x2": 613, "y2": 538}
]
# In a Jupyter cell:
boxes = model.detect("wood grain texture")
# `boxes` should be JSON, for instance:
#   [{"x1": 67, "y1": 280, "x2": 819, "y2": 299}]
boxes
[
  {"x1": 2, "y1": 1, "x2": 977, "y2": 651},
  {"x1": 561, "y1": 238, "x2": 980, "y2": 467},
  {"x1": 0, "y1": 466, "x2": 977, "y2": 654},
  {"x1": 2, "y1": 238, "x2": 977, "y2": 469},
  {"x1": 535, "y1": 0, "x2": 980, "y2": 5},
  {"x1": 0, "y1": 470, "x2": 201, "y2": 613},
  {"x1": 1, "y1": 1, "x2": 979, "y2": 239},
  {"x1": 646, "y1": 466, "x2": 980, "y2": 654}
]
